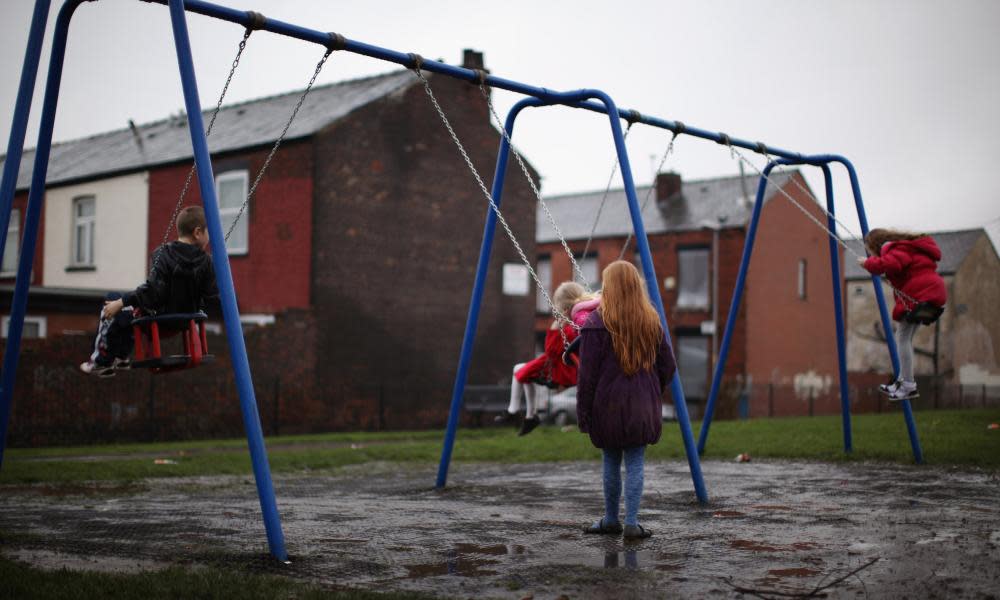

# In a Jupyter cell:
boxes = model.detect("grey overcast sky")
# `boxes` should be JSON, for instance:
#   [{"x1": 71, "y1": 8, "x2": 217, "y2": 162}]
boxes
[{"x1": 2, "y1": 0, "x2": 999, "y2": 240}]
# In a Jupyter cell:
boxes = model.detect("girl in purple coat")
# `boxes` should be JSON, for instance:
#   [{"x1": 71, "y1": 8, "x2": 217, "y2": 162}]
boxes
[{"x1": 577, "y1": 261, "x2": 676, "y2": 539}]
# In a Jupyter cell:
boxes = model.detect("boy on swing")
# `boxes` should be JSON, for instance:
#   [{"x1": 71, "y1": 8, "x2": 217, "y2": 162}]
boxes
[{"x1": 79, "y1": 206, "x2": 218, "y2": 377}]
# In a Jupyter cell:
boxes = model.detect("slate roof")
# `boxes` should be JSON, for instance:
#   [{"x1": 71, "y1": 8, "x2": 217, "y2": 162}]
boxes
[
  {"x1": 1, "y1": 69, "x2": 418, "y2": 191},
  {"x1": 843, "y1": 228, "x2": 984, "y2": 279},
  {"x1": 537, "y1": 171, "x2": 796, "y2": 243}
]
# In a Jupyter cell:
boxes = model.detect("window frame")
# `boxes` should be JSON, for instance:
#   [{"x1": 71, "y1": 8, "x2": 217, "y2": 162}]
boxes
[
  {"x1": 574, "y1": 251, "x2": 600, "y2": 289},
  {"x1": 215, "y1": 170, "x2": 250, "y2": 256},
  {"x1": 2, "y1": 315, "x2": 47, "y2": 339},
  {"x1": 70, "y1": 196, "x2": 96, "y2": 267},
  {"x1": 535, "y1": 254, "x2": 552, "y2": 314},
  {"x1": 676, "y1": 245, "x2": 711, "y2": 310},
  {"x1": 1, "y1": 208, "x2": 20, "y2": 276}
]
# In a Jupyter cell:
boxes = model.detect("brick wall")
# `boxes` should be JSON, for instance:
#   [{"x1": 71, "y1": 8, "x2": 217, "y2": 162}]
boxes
[
  {"x1": 147, "y1": 140, "x2": 313, "y2": 314},
  {"x1": 745, "y1": 174, "x2": 844, "y2": 388},
  {"x1": 310, "y1": 72, "x2": 537, "y2": 428},
  {"x1": 0, "y1": 190, "x2": 43, "y2": 286}
]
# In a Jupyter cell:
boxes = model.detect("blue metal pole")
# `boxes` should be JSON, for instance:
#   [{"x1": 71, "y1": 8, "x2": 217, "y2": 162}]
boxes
[
  {"x1": 591, "y1": 91, "x2": 708, "y2": 504},
  {"x1": 819, "y1": 163, "x2": 852, "y2": 453},
  {"x1": 832, "y1": 156, "x2": 923, "y2": 463},
  {"x1": 0, "y1": 0, "x2": 51, "y2": 269},
  {"x1": 435, "y1": 102, "x2": 526, "y2": 488},
  {"x1": 699, "y1": 165, "x2": 775, "y2": 455},
  {"x1": 167, "y1": 0, "x2": 288, "y2": 560},
  {"x1": 0, "y1": 0, "x2": 81, "y2": 469}
]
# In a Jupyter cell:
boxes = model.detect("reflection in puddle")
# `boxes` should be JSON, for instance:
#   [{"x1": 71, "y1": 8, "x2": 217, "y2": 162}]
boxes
[
  {"x1": 404, "y1": 544, "x2": 523, "y2": 579},
  {"x1": 603, "y1": 550, "x2": 639, "y2": 570}
]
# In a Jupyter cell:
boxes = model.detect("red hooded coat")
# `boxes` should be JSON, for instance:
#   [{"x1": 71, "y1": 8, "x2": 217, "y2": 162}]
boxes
[
  {"x1": 861, "y1": 236, "x2": 947, "y2": 321},
  {"x1": 514, "y1": 323, "x2": 578, "y2": 387}
]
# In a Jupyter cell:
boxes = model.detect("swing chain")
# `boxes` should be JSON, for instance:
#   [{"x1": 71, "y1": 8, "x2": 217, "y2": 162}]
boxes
[
  {"x1": 475, "y1": 82, "x2": 592, "y2": 294},
  {"x1": 616, "y1": 130, "x2": 679, "y2": 262},
  {"x1": 153, "y1": 29, "x2": 252, "y2": 277},
  {"x1": 727, "y1": 143, "x2": 922, "y2": 307},
  {"x1": 412, "y1": 69, "x2": 578, "y2": 349},
  {"x1": 224, "y1": 47, "x2": 334, "y2": 243},
  {"x1": 578, "y1": 121, "x2": 634, "y2": 282}
]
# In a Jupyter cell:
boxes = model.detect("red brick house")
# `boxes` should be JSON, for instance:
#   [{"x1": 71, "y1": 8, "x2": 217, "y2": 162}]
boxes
[
  {"x1": 536, "y1": 170, "x2": 845, "y2": 417},
  {"x1": 1, "y1": 51, "x2": 539, "y2": 442}
]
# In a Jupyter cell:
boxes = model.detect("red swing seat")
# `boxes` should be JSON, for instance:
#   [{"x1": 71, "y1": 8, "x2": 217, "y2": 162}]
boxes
[{"x1": 131, "y1": 310, "x2": 214, "y2": 373}]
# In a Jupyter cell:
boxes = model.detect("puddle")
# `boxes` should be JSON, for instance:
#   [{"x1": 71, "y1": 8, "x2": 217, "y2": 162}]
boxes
[{"x1": 2, "y1": 461, "x2": 999, "y2": 598}]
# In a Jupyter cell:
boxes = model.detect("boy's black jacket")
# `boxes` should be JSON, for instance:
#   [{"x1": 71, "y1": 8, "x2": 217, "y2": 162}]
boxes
[{"x1": 123, "y1": 241, "x2": 219, "y2": 315}]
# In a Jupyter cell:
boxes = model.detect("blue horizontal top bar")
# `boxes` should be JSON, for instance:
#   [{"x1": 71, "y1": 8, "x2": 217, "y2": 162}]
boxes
[{"x1": 142, "y1": 0, "x2": 813, "y2": 162}]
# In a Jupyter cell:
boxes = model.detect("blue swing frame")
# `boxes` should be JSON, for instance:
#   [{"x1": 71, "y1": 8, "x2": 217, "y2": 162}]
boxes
[{"x1": 0, "y1": 0, "x2": 921, "y2": 563}]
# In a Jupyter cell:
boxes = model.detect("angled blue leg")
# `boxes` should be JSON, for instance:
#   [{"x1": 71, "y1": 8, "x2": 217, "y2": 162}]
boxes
[
  {"x1": 819, "y1": 163, "x2": 851, "y2": 453},
  {"x1": 833, "y1": 156, "x2": 922, "y2": 463},
  {"x1": 699, "y1": 165, "x2": 774, "y2": 455},
  {"x1": 167, "y1": 0, "x2": 288, "y2": 560},
  {"x1": 436, "y1": 102, "x2": 525, "y2": 488},
  {"x1": 0, "y1": 0, "x2": 75, "y2": 469}
]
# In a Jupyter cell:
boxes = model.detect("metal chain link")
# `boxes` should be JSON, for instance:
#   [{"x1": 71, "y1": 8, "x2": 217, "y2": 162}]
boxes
[
  {"x1": 412, "y1": 69, "x2": 578, "y2": 349},
  {"x1": 151, "y1": 29, "x2": 251, "y2": 277},
  {"x1": 476, "y1": 83, "x2": 591, "y2": 294},
  {"x1": 616, "y1": 131, "x2": 678, "y2": 262},
  {"x1": 224, "y1": 48, "x2": 333, "y2": 243},
  {"x1": 578, "y1": 121, "x2": 633, "y2": 284},
  {"x1": 726, "y1": 143, "x2": 921, "y2": 307}
]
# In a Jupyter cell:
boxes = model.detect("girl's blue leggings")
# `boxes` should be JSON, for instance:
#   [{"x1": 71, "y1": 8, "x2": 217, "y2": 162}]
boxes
[{"x1": 602, "y1": 446, "x2": 646, "y2": 526}]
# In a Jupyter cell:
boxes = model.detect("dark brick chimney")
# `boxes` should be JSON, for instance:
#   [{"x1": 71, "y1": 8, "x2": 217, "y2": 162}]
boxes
[
  {"x1": 656, "y1": 171, "x2": 682, "y2": 204},
  {"x1": 462, "y1": 49, "x2": 485, "y2": 70}
]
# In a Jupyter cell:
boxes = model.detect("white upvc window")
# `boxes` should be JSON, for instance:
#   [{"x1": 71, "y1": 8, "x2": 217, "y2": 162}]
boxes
[
  {"x1": 535, "y1": 255, "x2": 552, "y2": 313},
  {"x1": 216, "y1": 170, "x2": 249, "y2": 255},
  {"x1": 71, "y1": 196, "x2": 96, "y2": 267},
  {"x1": 575, "y1": 252, "x2": 600, "y2": 289},
  {"x1": 2, "y1": 315, "x2": 47, "y2": 339},
  {"x1": 677, "y1": 247, "x2": 710, "y2": 309},
  {"x1": 2, "y1": 208, "x2": 20, "y2": 275}
]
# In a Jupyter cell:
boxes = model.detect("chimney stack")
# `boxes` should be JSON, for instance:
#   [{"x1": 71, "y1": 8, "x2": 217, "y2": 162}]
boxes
[
  {"x1": 462, "y1": 49, "x2": 485, "y2": 70},
  {"x1": 656, "y1": 171, "x2": 683, "y2": 204}
]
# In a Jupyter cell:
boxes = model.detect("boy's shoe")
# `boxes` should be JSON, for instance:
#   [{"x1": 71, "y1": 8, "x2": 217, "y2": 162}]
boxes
[
  {"x1": 623, "y1": 524, "x2": 652, "y2": 539},
  {"x1": 79, "y1": 361, "x2": 115, "y2": 378},
  {"x1": 887, "y1": 381, "x2": 919, "y2": 402},
  {"x1": 517, "y1": 416, "x2": 541, "y2": 436},
  {"x1": 113, "y1": 357, "x2": 131, "y2": 370},
  {"x1": 583, "y1": 517, "x2": 623, "y2": 535}
]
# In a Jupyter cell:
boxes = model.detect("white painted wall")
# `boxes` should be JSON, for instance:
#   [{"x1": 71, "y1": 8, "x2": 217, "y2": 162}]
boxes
[{"x1": 43, "y1": 172, "x2": 148, "y2": 290}]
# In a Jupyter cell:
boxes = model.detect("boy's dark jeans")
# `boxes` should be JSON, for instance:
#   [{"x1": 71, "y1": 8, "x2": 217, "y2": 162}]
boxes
[{"x1": 91, "y1": 292, "x2": 134, "y2": 366}]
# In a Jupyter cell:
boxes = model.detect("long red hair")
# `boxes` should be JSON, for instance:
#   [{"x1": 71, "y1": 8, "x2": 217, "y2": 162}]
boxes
[{"x1": 600, "y1": 260, "x2": 663, "y2": 376}]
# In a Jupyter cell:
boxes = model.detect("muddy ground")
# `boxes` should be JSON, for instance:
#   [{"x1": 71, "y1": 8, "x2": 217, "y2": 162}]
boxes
[{"x1": 1, "y1": 460, "x2": 999, "y2": 599}]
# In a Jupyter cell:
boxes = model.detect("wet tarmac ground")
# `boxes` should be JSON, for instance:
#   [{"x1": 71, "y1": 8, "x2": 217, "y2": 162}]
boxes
[{"x1": 2, "y1": 460, "x2": 999, "y2": 599}]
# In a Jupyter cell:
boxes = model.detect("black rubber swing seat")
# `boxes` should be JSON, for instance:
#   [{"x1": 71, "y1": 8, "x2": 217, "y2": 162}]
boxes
[
  {"x1": 131, "y1": 311, "x2": 214, "y2": 373},
  {"x1": 902, "y1": 302, "x2": 944, "y2": 325}
]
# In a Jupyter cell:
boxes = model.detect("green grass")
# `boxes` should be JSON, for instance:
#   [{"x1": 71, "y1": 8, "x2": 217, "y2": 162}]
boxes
[
  {"x1": 0, "y1": 556, "x2": 438, "y2": 600},
  {"x1": 2, "y1": 409, "x2": 998, "y2": 485}
]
